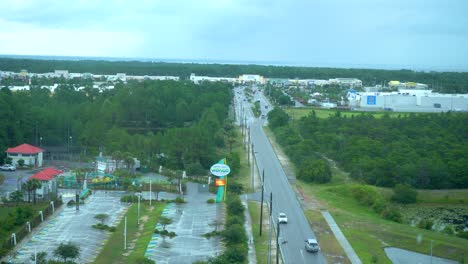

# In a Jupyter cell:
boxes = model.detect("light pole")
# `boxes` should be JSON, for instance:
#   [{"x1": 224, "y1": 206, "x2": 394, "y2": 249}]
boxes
[
  {"x1": 137, "y1": 194, "x2": 141, "y2": 225},
  {"x1": 39, "y1": 137, "x2": 43, "y2": 147}
]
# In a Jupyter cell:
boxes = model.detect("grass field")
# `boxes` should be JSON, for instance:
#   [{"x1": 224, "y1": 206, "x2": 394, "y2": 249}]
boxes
[
  {"x1": 285, "y1": 107, "x2": 416, "y2": 120},
  {"x1": 94, "y1": 202, "x2": 164, "y2": 264},
  {"x1": 298, "y1": 182, "x2": 468, "y2": 263},
  {"x1": 265, "y1": 124, "x2": 468, "y2": 263}
]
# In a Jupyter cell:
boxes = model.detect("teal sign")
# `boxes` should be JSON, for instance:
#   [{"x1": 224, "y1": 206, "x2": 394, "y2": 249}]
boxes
[{"x1": 210, "y1": 164, "x2": 231, "y2": 177}]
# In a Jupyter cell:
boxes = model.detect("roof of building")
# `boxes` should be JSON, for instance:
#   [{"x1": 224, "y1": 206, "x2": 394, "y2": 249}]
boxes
[
  {"x1": 29, "y1": 167, "x2": 63, "y2": 181},
  {"x1": 6, "y1": 144, "x2": 44, "y2": 154}
]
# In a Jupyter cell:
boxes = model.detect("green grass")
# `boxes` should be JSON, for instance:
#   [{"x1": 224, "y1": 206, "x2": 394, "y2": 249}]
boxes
[
  {"x1": 299, "y1": 182, "x2": 468, "y2": 263},
  {"x1": 0, "y1": 174, "x2": 5, "y2": 185},
  {"x1": 304, "y1": 210, "x2": 351, "y2": 264},
  {"x1": 285, "y1": 107, "x2": 417, "y2": 120},
  {"x1": 417, "y1": 189, "x2": 468, "y2": 204},
  {"x1": 94, "y1": 202, "x2": 165, "y2": 264},
  {"x1": 248, "y1": 201, "x2": 269, "y2": 264},
  {"x1": 230, "y1": 126, "x2": 252, "y2": 193}
]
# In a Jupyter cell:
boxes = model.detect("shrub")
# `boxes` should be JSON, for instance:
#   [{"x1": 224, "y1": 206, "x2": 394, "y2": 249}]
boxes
[
  {"x1": 120, "y1": 195, "x2": 138, "y2": 203},
  {"x1": 222, "y1": 223, "x2": 247, "y2": 244},
  {"x1": 227, "y1": 182, "x2": 243, "y2": 194},
  {"x1": 371, "y1": 197, "x2": 387, "y2": 214},
  {"x1": 174, "y1": 196, "x2": 185, "y2": 203},
  {"x1": 134, "y1": 256, "x2": 156, "y2": 264},
  {"x1": 443, "y1": 225, "x2": 454, "y2": 235},
  {"x1": 226, "y1": 215, "x2": 244, "y2": 226},
  {"x1": 154, "y1": 229, "x2": 176, "y2": 238},
  {"x1": 206, "y1": 198, "x2": 215, "y2": 204},
  {"x1": 392, "y1": 184, "x2": 417, "y2": 204},
  {"x1": 417, "y1": 219, "x2": 434, "y2": 230},
  {"x1": 186, "y1": 162, "x2": 206, "y2": 176},
  {"x1": 226, "y1": 195, "x2": 244, "y2": 215},
  {"x1": 351, "y1": 185, "x2": 379, "y2": 206},
  {"x1": 457, "y1": 230, "x2": 468, "y2": 239},
  {"x1": 298, "y1": 158, "x2": 331, "y2": 183},
  {"x1": 381, "y1": 206, "x2": 402, "y2": 223}
]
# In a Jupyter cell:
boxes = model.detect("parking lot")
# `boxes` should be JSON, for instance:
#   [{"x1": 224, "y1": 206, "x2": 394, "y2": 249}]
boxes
[
  {"x1": 12, "y1": 190, "x2": 128, "y2": 263},
  {"x1": 145, "y1": 183, "x2": 225, "y2": 263},
  {"x1": 0, "y1": 169, "x2": 36, "y2": 198}
]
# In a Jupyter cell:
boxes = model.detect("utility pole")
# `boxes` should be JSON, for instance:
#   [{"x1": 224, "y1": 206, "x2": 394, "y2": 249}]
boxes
[
  {"x1": 268, "y1": 192, "x2": 273, "y2": 264},
  {"x1": 260, "y1": 169, "x2": 264, "y2": 236},
  {"x1": 251, "y1": 143, "x2": 255, "y2": 192},
  {"x1": 247, "y1": 127, "x2": 250, "y2": 166},
  {"x1": 276, "y1": 221, "x2": 280, "y2": 264}
]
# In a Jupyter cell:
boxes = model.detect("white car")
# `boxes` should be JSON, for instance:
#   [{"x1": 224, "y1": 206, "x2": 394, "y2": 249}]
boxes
[
  {"x1": 0, "y1": 164, "x2": 16, "y2": 171},
  {"x1": 278, "y1": 213, "x2": 288, "y2": 224},
  {"x1": 305, "y1": 238, "x2": 320, "y2": 253}
]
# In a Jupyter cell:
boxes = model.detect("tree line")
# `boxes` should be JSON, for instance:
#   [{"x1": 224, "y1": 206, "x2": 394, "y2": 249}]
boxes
[
  {"x1": 1, "y1": 58, "x2": 468, "y2": 93},
  {"x1": 0, "y1": 80, "x2": 234, "y2": 172},
  {"x1": 268, "y1": 108, "x2": 468, "y2": 189}
]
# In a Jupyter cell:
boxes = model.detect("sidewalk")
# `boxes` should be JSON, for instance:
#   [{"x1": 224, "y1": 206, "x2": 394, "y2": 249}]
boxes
[{"x1": 322, "y1": 211, "x2": 362, "y2": 264}]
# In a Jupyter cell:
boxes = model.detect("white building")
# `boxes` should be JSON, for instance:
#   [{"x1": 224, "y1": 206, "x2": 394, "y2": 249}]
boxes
[
  {"x1": 54, "y1": 70, "x2": 69, "y2": 78},
  {"x1": 190, "y1": 73, "x2": 237, "y2": 84},
  {"x1": 239, "y1": 74, "x2": 265, "y2": 84},
  {"x1": 6, "y1": 144, "x2": 44, "y2": 167},
  {"x1": 329, "y1": 78, "x2": 362, "y2": 87}
]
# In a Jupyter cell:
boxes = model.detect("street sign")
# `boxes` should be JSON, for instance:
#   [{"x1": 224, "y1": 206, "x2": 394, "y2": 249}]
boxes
[{"x1": 210, "y1": 164, "x2": 230, "y2": 177}]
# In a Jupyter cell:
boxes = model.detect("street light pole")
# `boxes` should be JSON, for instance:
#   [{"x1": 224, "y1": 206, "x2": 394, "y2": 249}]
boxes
[
  {"x1": 137, "y1": 194, "x2": 141, "y2": 225},
  {"x1": 149, "y1": 177, "x2": 152, "y2": 206},
  {"x1": 260, "y1": 169, "x2": 264, "y2": 236}
]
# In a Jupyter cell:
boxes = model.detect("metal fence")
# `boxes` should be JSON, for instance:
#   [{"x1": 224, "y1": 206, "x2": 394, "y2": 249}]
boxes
[{"x1": 0, "y1": 197, "x2": 63, "y2": 259}]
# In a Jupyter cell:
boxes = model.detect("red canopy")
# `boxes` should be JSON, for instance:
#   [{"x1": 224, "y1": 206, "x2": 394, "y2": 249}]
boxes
[
  {"x1": 29, "y1": 168, "x2": 63, "y2": 181},
  {"x1": 6, "y1": 144, "x2": 44, "y2": 154}
]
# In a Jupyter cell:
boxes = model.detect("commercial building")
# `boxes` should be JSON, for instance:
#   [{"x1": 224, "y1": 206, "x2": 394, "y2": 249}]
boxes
[
  {"x1": 239, "y1": 74, "x2": 265, "y2": 84},
  {"x1": 349, "y1": 90, "x2": 468, "y2": 112},
  {"x1": 190, "y1": 73, "x2": 237, "y2": 84},
  {"x1": 28, "y1": 167, "x2": 63, "y2": 200}
]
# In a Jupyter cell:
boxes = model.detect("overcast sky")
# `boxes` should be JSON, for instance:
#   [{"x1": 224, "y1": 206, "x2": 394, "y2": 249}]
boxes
[{"x1": 0, "y1": 0, "x2": 467, "y2": 71}]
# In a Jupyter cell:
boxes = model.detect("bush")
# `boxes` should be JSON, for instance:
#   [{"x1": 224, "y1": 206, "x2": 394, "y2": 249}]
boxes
[
  {"x1": 134, "y1": 256, "x2": 156, "y2": 264},
  {"x1": 456, "y1": 230, "x2": 468, "y2": 239},
  {"x1": 186, "y1": 162, "x2": 206, "y2": 176},
  {"x1": 120, "y1": 195, "x2": 138, "y2": 203},
  {"x1": 227, "y1": 182, "x2": 243, "y2": 194},
  {"x1": 443, "y1": 225, "x2": 454, "y2": 235},
  {"x1": 298, "y1": 158, "x2": 331, "y2": 183},
  {"x1": 380, "y1": 206, "x2": 402, "y2": 223},
  {"x1": 174, "y1": 196, "x2": 185, "y2": 203},
  {"x1": 222, "y1": 224, "x2": 247, "y2": 244},
  {"x1": 350, "y1": 185, "x2": 379, "y2": 206},
  {"x1": 206, "y1": 198, "x2": 215, "y2": 204},
  {"x1": 392, "y1": 184, "x2": 417, "y2": 204},
  {"x1": 417, "y1": 219, "x2": 434, "y2": 230},
  {"x1": 154, "y1": 229, "x2": 176, "y2": 238},
  {"x1": 226, "y1": 195, "x2": 244, "y2": 215}
]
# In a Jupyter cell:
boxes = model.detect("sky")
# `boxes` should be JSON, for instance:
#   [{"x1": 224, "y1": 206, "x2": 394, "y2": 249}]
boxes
[{"x1": 0, "y1": 0, "x2": 467, "y2": 71}]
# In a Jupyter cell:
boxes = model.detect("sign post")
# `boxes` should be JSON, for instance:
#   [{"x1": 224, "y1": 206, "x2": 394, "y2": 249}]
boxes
[{"x1": 210, "y1": 160, "x2": 231, "y2": 203}]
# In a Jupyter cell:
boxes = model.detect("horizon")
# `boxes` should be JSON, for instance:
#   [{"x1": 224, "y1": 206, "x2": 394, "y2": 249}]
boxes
[{"x1": 1, "y1": 54, "x2": 467, "y2": 73}]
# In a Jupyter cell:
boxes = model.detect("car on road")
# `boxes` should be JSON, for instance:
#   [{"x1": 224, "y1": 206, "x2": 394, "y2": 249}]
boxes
[
  {"x1": 0, "y1": 164, "x2": 16, "y2": 171},
  {"x1": 304, "y1": 238, "x2": 320, "y2": 253},
  {"x1": 278, "y1": 213, "x2": 288, "y2": 224}
]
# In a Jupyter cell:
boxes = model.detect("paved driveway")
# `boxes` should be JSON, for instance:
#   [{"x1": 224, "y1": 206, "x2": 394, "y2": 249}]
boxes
[
  {"x1": 0, "y1": 169, "x2": 35, "y2": 198},
  {"x1": 12, "y1": 190, "x2": 128, "y2": 263}
]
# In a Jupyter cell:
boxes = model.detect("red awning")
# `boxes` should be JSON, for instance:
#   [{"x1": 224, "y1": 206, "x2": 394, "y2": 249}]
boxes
[
  {"x1": 29, "y1": 168, "x2": 63, "y2": 181},
  {"x1": 6, "y1": 144, "x2": 44, "y2": 154}
]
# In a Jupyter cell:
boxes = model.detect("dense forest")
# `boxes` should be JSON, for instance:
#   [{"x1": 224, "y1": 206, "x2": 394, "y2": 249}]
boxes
[
  {"x1": 1, "y1": 58, "x2": 468, "y2": 93},
  {"x1": 0, "y1": 80, "x2": 234, "y2": 170},
  {"x1": 268, "y1": 108, "x2": 468, "y2": 189}
]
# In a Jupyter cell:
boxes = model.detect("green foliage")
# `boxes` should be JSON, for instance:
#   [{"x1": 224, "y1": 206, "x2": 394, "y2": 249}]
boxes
[
  {"x1": 226, "y1": 195, "x2": 244, "y2": 216},
  {"x1": 174, "y1": 196, "x2": 185, "y2": 203},
  {"x1": 158, "y1": 216, "x2": 173, "y2": 230},
  {"x1": 226, "y1": 182, "x2": 243, "y2": 194},
  {"x1": 457, "y1": 230, "x2": 468, "y2": 239},
  {"x1": 267, "y1": 107, "x2": 290, "y2": 129},
  {"x1": 206, "y1": 198, "x2": 215, "y2": 204},
  {"x1": 185, "y1": 162, "x2": 206, "y2": 176},
  {"x1": 94, "y1": 214, "x2": 109, "y2": 224},
  {"x1": 443, "y1": 225, "x2": 454, "y2": 235},
  {"x1": 17, "y1": 159, "x2": 25, "y2": 167},
  {"x1": 53, "y1": 242, "x2": 80, "y2": 262},
  {"x1": 350, "y1": 185, "x2": 380, "y2": 207},
  {"x1": 154, "y1": 229, "x2": 176, "y2": 238},
  {"x1": 0, "y1": 174, "x2": 4, "y2": 185},
  {"x1": 9, "y1": 190, "x2": 24, "y2": 205},
  {"x1": 417, "y1": 219, "x2": 434, "y2": 230},
  {"x1": 92, "y1": 223, "x2": 116, "y2": 232},
  {"x1": 120, "y1": 195, "x2": 139, "y2": 203},
  {"x1": 30, "y1": 251, "x2": 47, "y2": 264},
  {"x1": 380, "y1": 206, "x2": 403, "y2": 223},
  {"x1": 134, "y1": 256, "x2": 156, "y2": 264},
  {"x1": 298, "y1": 158, "x2": 332, "y2": 183},
  {"x1": 226, "y1": 152, "x2": 240, "y2": 176},
  {"x1": 392, "y1": 184, "x2": 417, "y2": 204}
]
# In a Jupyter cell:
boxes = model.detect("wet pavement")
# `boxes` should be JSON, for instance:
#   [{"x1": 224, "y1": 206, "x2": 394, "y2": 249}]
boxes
[
  {"x1": 12, "y1": 190, "x2": 128, "y2": 263},
  {"x1": 385, "y1": 247, "x2": 459, "y2": 264},
  {"x1": 145, "y1": 182, "x2": 225, "y2": 263}
]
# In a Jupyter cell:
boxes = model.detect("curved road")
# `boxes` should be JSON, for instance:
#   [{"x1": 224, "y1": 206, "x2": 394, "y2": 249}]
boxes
[{"x1": 235, "y1": 86, "x2": 326, "y2": 264}]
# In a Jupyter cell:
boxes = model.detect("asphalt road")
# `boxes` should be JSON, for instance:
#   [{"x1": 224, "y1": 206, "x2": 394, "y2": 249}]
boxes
[{"x1": 234, "y1": 86, "x2": 326, "y2": 264}]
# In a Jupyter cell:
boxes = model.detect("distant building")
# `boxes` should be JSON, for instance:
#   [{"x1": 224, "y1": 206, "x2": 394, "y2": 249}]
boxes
[
  {"x1": 96, "y1": 155, "x2": 140, "y2": 173},
  {"x1": 116, "y1": 73, "x2": 127, "y2": 82},
  {"x1": 54, "y1": 70, "x2": 69, "y2": 78},
  {"x1": 239, "y1": 74, "x2": 265, "y2": 84},
  {"x1": 6, "y1": 143, "x2": 44, "y2": 167},
  {"x1": 329, "y1": 78, "x2": 362, "y2": 87},
  {"x1": 190, "y1": 73, "x2": 237, "y2": 84}
]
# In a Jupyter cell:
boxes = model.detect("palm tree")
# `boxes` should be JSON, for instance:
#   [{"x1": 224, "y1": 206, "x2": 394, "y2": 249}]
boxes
[
  {"x1": 124, "y1": 152, "x2": 135, "y2": 174},
  {"x1": 22, "y1": 182, "x2": 32, "y2": 203},
  {"x1": 9, "y1": 190, "x2": 23, "y2": 206},
  {"x1": 28, "y1": 179, "x2": 42, "y2": 204},
  {"x1": 112, "y1": 151, "x2": 123, "y2": 171}
]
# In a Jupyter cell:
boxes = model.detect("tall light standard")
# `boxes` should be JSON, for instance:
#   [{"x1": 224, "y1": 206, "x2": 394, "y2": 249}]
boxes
[
  {"x1": 68, "y1": 136, "x2": 73, "y2": 160},
  {"x1": 39, "y1": 137, "x2": 43, "y2": 147}
]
